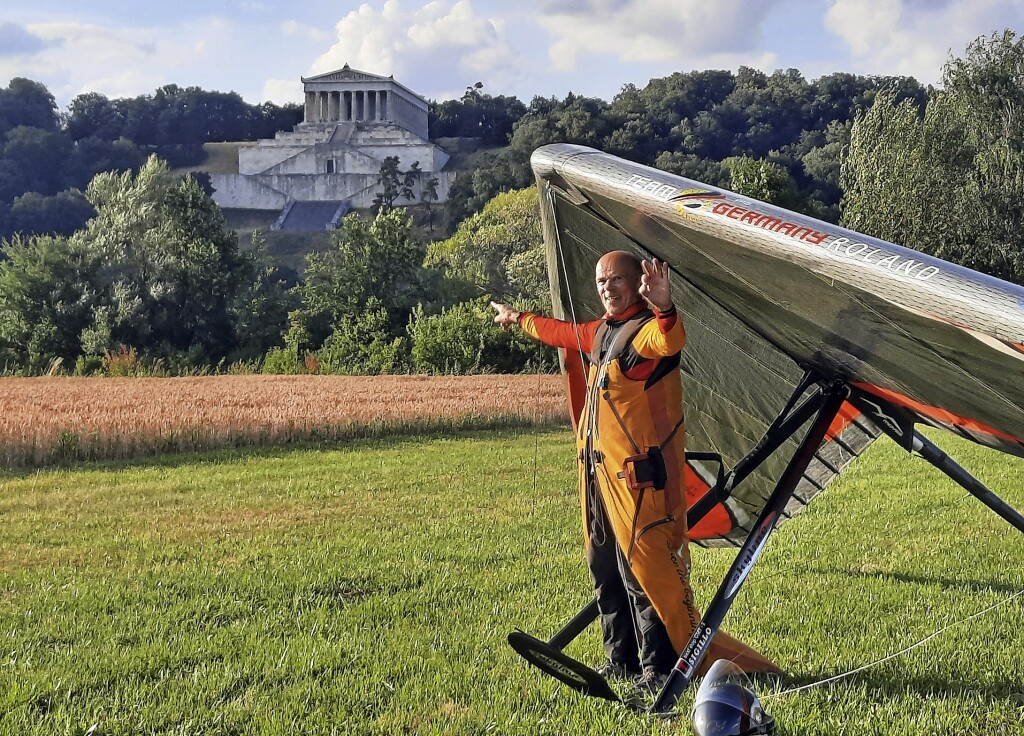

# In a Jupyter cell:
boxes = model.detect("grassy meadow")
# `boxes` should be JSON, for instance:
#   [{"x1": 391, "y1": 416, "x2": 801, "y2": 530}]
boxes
[{"x1": 1, "y1": 427, "x2": 1023, "y2": 735}]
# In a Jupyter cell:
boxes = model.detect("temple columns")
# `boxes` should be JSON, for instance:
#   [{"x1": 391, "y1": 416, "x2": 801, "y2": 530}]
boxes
[
  {"x1": 305, "y1": 92, "x2": 316, "y2": 123},
  {"x1": 305, "y1": 88, "x2": 390, "y2": 123}
]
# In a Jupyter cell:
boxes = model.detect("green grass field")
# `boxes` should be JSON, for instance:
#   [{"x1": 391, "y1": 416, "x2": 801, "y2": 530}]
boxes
[{"x1": 1, "y1": 429, "x2": 1022, "y2": 735}]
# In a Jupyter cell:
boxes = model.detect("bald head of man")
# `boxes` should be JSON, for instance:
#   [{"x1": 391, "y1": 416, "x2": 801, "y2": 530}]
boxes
[{"x1": 595, "y1": 250, "x2": 644, "y2": 317}]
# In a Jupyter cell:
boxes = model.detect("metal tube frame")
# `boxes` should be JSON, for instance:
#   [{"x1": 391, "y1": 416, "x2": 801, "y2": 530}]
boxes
[
  {"x1": 651, "y1": 380, "x2": 850, "y2": 711},
  {"x1": 516, "y1": 372, "x2": 1024, "y2": 711},
  {"x1": 913, "y1": 432, "x2": 1024, "y2": 534}
]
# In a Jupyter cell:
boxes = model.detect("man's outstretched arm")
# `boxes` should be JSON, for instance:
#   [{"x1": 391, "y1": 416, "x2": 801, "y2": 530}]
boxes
[{"x1": 490, "y1": 301, "x2": 597, "y2": 352}]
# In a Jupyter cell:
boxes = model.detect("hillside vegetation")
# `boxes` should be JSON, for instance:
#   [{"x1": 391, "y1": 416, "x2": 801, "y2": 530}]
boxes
[{"x1": 0, "y1": 30, "x2": 1022, "y2": 377}]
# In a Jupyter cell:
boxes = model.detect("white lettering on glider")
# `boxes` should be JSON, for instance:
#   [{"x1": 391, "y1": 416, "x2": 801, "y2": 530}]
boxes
[
  {"x1": 625, "y1": 174, "x2": 678, "y2": 201},
  {"x1": 826, "y1": 238, "x2": 938, "y2": 281},
  {"x1": 533, "y1": 652, "x2": 587, "y2": 685},
  {"x1": 724, "y1": 512, "x2": 777, "y2": 599},
  {"x1": 680, "y1": 623, "x2": 715, "y2": 673}
]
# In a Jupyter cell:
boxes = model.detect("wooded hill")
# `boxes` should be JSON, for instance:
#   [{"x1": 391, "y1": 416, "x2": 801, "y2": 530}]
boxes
[{"x1": 0, "y1": 30, "x2": 1021, "y2": 376}]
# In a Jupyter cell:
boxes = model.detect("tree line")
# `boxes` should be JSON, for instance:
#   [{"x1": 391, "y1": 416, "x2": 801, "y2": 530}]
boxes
[
  {"x1": 0, "y1": 79, "x2": 301, "y2": 241},
  {"x1": 0, "y1": 154, "x2": 552, "y2": 376},
  {"x1": 430, "y1": 67, "x2": 927, "y2": 229},
  {"x1": 1, "y1": 29, "x2": 1021, "y2": 376}
]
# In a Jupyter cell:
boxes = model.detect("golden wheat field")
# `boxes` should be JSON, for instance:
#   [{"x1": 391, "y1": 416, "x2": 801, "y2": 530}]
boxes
[{"x1": 0, "y1": 374, "x2": 567, "y2": 467}]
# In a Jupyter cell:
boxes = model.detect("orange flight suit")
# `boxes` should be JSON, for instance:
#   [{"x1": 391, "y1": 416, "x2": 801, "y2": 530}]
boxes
[{"x1": 519, "y1": 302, "x2": 779, "y2": 676}]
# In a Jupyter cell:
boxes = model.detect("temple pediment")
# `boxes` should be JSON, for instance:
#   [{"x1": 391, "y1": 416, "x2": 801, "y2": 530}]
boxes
[{"x1": 301, "y1": 64, "x2": 394, "y2": 84}]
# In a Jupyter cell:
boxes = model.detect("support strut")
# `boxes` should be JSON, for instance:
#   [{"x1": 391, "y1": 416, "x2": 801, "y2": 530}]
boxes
[
  {"x1": 913, "y1": 431, "x2": 1024, "y2": 535},
  {"x1": 651, "y1": 381, "x2": 850, "y2": 712},
  {"x1": 686, "y1": 374, "x2": 827, "y2": 529},
  {"x1": 517, "y1": 374, "x2": 830, "y2": 658},
  {"x1": 506, "y1": 375, "x2": 850, "y2": 708}
]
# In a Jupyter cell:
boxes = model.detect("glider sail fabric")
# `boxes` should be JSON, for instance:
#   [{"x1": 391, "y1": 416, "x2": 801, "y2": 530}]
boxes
[{"x1": 532, "y1": 144, "x2": 1024, "y2": 547}]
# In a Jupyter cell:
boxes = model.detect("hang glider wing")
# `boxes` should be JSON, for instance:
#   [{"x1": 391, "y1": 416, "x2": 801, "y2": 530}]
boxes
[{"x1": 532, "y1": 144, "x2": 1024, "y2": 547}]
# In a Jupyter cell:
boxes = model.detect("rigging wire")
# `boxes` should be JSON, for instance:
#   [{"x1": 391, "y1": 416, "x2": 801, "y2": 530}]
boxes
[{"x1": 763, "y1": 586, "x2": 1024, "y2": 700}]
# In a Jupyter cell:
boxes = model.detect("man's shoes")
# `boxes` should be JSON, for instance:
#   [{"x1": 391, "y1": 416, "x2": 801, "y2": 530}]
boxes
[
  {"x1": 634, "y1": 668, "x2": 670, "y2": 697},
  {"x1": 595, "y1": 660, "x2": 641, "y2": 681}
]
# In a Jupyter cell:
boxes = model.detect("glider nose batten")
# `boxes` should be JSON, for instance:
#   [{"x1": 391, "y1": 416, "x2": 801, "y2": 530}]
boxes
[{"x1": 533, "y1": 144, "x2": 1024, "y2": 346}]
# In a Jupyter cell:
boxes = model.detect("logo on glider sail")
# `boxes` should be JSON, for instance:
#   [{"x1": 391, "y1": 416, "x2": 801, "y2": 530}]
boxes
[
  {"x1": 670, "y1": 189, "x2": 725, "y2": 221},
  {"x1": 711, "y1": 202, "x2": 830, "y2": 245},
  {"x1": 860, "y1": 398, "x2": 904, "y2": 438}
]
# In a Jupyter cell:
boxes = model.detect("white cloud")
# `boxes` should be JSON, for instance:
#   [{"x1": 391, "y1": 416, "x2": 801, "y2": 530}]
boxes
[
  {"x1": 535, "y1": 0, "x2": 785, "y2": 72},
  {"x1": 310, "y1": 0, "x2": 521, "y2": 100},
  {"x1": 0, "y1": 22, "x2": 167, "y2": 102},
  {"x1": 281, "y1": 19, "x2": 330, "y2": 43},
  {"x1": 262, "y1": 77, "x2": 304, "y2": 105},
  {"x1": 0, "y1": 21, "x2": 53, "y2": 57},
  {"x1": 0, "y1": 15, "x2": 291, "y2": 106},
  {"x1": 823, "y1": 0, "x2": 1024, "y2": 84}
]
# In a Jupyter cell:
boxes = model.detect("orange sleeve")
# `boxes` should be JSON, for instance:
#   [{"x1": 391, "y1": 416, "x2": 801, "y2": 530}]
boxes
[
  {"x1": 519, "y1": 313, "x2": 599, "y2": 352},
  {"x1": 632, "y1": 308, "x2": 686, "y2": 358}
]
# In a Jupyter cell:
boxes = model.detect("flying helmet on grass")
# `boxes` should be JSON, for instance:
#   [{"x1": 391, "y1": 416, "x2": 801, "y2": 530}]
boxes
[{"x1": 692, "y1": 659, "x2": 776, "y2": 736}]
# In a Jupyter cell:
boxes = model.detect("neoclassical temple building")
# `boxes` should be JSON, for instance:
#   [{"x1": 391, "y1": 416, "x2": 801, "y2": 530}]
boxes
[
  {"x1": 302, "y1": 66, "x2": 429, "y2": 138},
  {"x1": 210, "y1": 65, "x2": 453, "y2": 229}
]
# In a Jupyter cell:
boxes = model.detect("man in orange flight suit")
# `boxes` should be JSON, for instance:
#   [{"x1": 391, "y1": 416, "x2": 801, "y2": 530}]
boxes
[{"x1": 491, "y1": 250, "x2": 779, "y2": 695}]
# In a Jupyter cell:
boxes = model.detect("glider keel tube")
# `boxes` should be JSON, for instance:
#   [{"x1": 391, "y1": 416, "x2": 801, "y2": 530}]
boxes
[
  {"x1": 652, "y1": 381, "x2": 851, "y2": 713},
  {"x1": 913, "y1": 432, "x2": 1024, "y2": 535}
]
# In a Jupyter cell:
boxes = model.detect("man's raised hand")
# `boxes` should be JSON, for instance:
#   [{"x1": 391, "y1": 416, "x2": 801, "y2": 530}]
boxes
[{"x1": 639, "y1": 258, "x2": 673, "y2": 311}]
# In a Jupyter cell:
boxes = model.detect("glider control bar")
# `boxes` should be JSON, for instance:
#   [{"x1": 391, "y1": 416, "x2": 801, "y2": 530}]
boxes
[
  {"x1": 912, "y1": 432, "x2": 1024, "y2": 535},
  {"x1": 548, "y1": 598, "x2": 600, "y2": 649},
  {"x1": 652, "y1": 380, "x2": 851, "y2": 713}
]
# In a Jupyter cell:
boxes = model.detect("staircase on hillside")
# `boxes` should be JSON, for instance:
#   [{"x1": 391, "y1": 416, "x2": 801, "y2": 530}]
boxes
[{"x1": 272, "y1": 200, "x2": 350, "y2": 231}]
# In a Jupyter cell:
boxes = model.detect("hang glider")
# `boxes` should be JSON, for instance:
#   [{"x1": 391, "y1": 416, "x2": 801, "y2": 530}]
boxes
[{"x1": 508, "y1": 143, "x2": 1024, "y2": 712}]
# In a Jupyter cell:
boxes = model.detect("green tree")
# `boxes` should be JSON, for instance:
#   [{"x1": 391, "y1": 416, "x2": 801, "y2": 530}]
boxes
[
  {"x1": 373, "y1": 156, "x2": 403, "y2": 213},
  {"x1": 722, "y1": 155, "x2": 801, "y2": 208},
  {"x1": 422, "y1": 175, "x2": 440, "y2": 232},
  {"x1": 429, "y1": 83, "x2": 527, "y2": 144},
  {"x1": 301, "y1": 209, "x2": 426, "y2": 333},
  {"x1": 73, "y1": 155, "x2": 251, "y2": 363},
  {"x1": 0, "y1": 126, "x2": 73, "y2": 200},
  {"x1": 0, "y1": 234, "x2": 103, "y2": 372},
  {"x1": 317, "y1": 297, "x2": 408, "y2": 375},
  {"x1": 408, "y1": 298, "x2": 555, "y2": 374},
  {"x1": 230, "y1": 230, "x2": 299, "y2": 362},
  {"x1": 0, "y1": 78, "x2": 58, "y2": 139},
  {"x1": 64, "y1": 92, "x2": 125, "y2": 142},
  {"x1": 5, "y1": 190, "x2": 94, "y2": 238},
  {"x1": 842, "y1": 30, "x2": 1024, "y2": 283},
  {"x1": 426, "y1": 187, "x2": 545, "y2": 309}
]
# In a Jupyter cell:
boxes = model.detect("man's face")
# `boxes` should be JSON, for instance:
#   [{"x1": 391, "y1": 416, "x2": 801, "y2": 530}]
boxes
[{"x1": 595, "y1": 254, "x2": 642, "y2": 317}]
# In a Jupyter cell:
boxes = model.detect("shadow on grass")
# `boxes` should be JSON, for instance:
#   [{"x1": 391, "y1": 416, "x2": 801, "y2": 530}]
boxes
[{"x1": 819, "y1": 565, "x2": 1024, "y2": 596}]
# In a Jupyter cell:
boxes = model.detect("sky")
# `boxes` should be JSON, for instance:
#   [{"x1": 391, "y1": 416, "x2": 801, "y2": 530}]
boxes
[{"x1": 1, "y1": 0, "x2": 1022, "y2": 111}]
